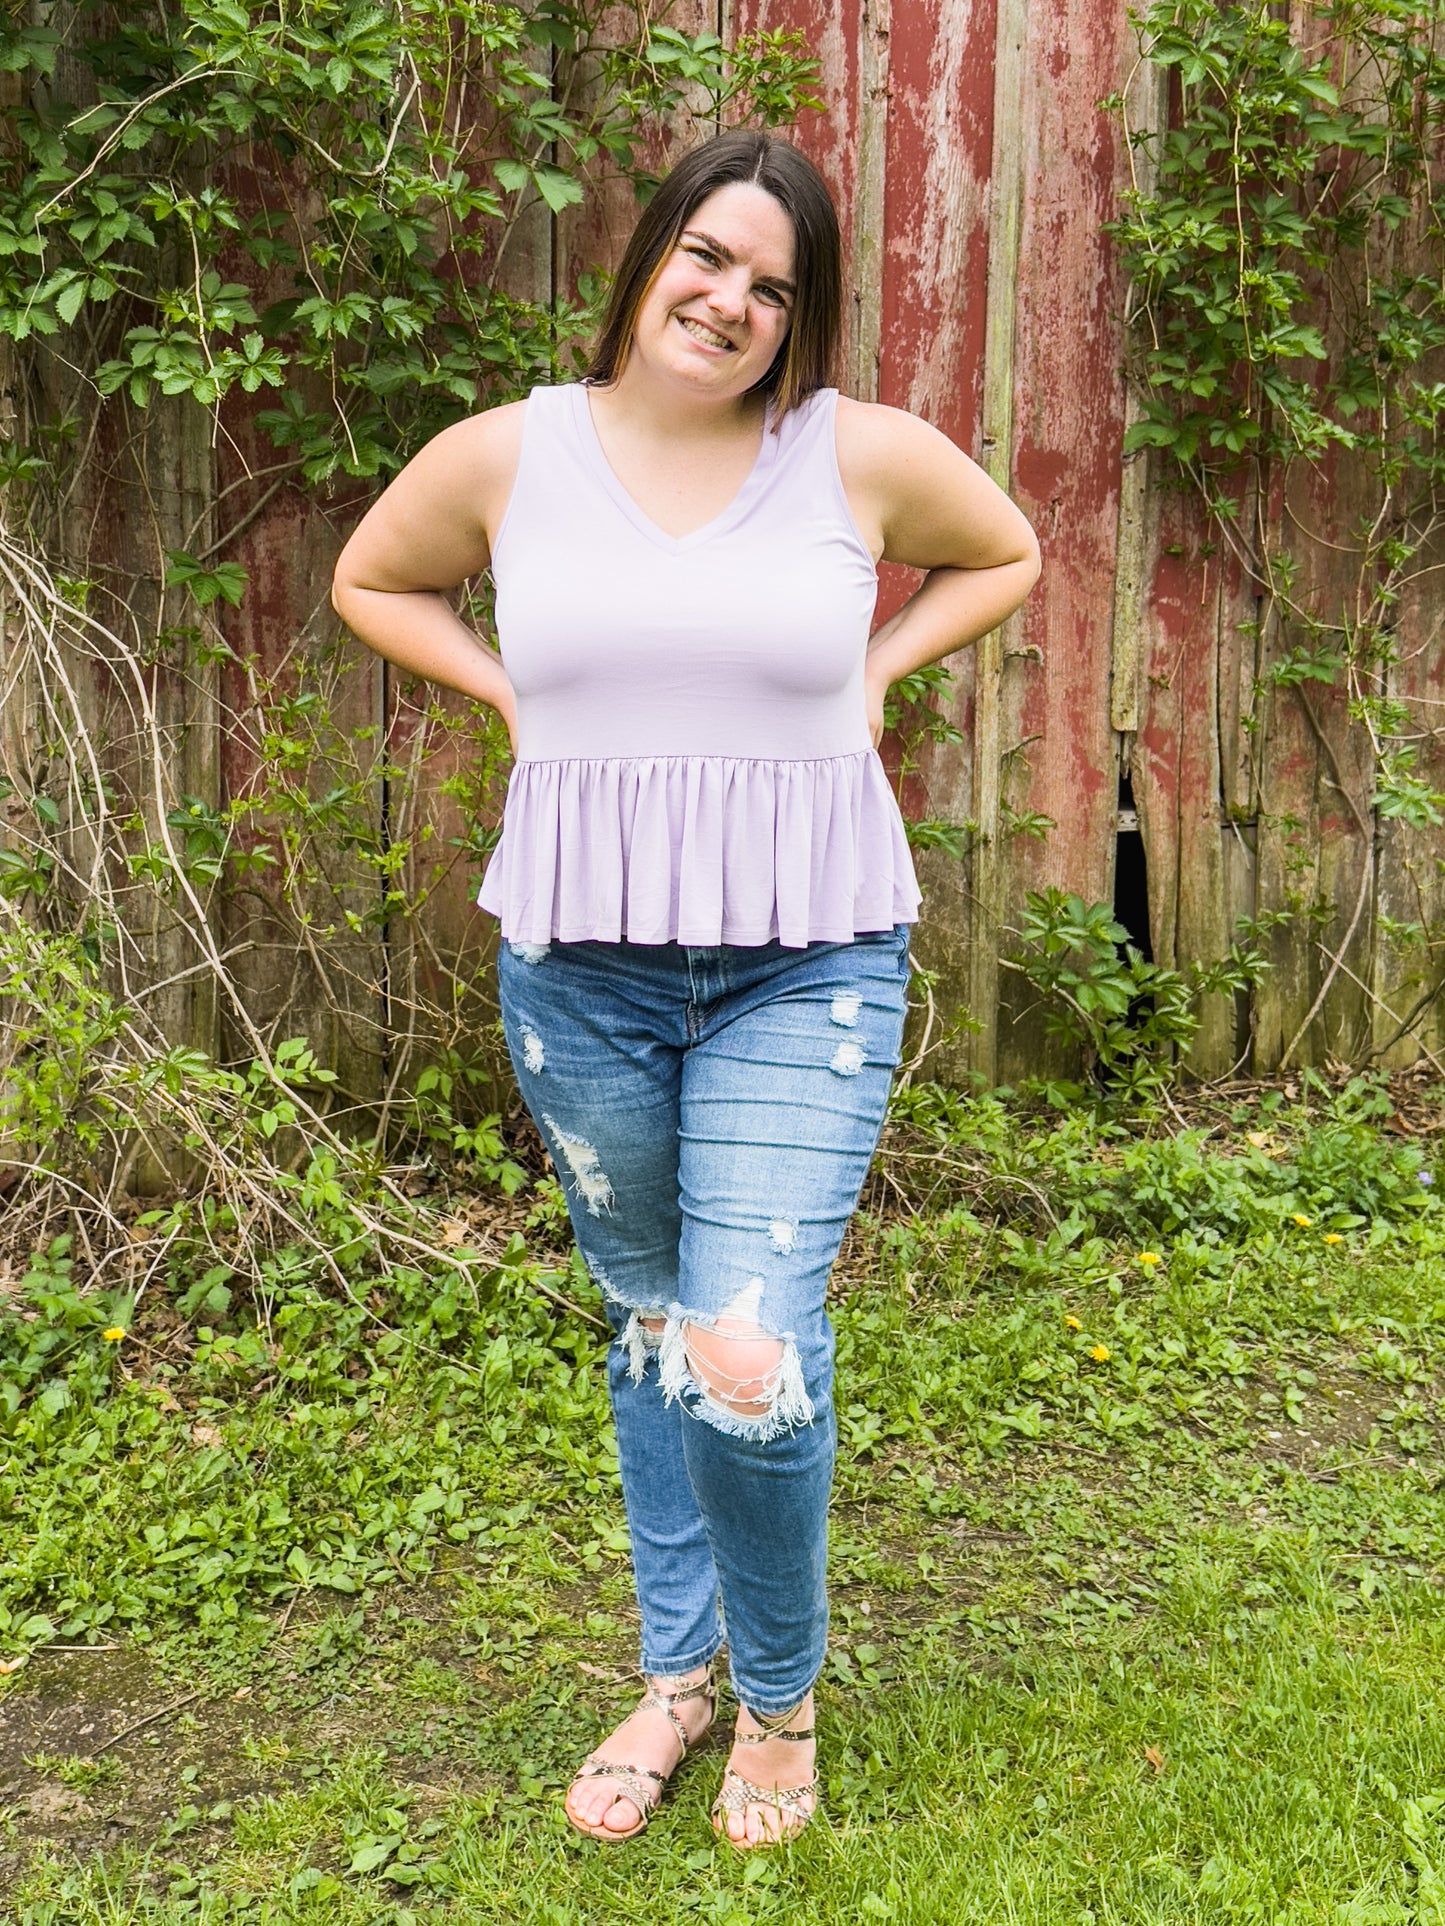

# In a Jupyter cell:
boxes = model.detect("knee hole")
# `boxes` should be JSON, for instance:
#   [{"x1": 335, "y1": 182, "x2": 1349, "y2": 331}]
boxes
[{"x1": 683, "y1": 1320, "x2": 786, "y2": 1417}]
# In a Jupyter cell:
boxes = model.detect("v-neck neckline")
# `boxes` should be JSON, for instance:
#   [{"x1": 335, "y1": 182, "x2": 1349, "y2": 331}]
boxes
[{"x1": 573, "y1": 383, "x2": 781, "y2": 554}]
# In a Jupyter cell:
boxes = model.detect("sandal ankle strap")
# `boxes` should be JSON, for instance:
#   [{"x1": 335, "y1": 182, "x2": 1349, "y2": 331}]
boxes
[
  {"x1": 639, "y1": 1665, "x2": 716, "y2": 1758},
  {"x1": 736, "y1": 1698, "x2": 813, "y2": 1745}
]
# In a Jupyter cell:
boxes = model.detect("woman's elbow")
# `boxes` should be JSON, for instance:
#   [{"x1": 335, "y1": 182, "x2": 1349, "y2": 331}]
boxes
[
  {"x1": 330, "y1": 544, "x2": 364, "y2": 625},
  {"x1": 1009, "y1": 511, "x2": 1042, "y2": 591}
]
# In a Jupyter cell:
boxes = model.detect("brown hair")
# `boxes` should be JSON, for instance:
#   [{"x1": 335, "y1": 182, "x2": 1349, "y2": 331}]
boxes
[{"x1": 585, "y1": 131, "x2": 842, "y2": 418}]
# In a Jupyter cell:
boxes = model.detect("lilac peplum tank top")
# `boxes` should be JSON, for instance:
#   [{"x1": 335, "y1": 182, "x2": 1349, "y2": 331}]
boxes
[{"x1": 476, "y1": 381, "x2": 921, "y2": 949}]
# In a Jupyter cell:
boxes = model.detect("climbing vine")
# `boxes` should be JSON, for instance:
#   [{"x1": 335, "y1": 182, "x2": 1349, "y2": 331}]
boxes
[
  {"x1": 0, "y1": 2, "x2": 818, "y2": 1293},
  {"x1": 1109, "y1": 0, "x2": 1445, "y2": 1063}
]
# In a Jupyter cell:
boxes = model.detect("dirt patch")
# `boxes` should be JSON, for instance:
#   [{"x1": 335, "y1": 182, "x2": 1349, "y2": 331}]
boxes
[{"x1": 0, "y1": 1642, "x2": 289, "y2": 1876}]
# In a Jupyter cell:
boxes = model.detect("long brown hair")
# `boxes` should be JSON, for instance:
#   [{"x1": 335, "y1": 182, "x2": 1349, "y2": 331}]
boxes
[{"x1": 585, "y1": 131, "x2": 842, "y2": 418}]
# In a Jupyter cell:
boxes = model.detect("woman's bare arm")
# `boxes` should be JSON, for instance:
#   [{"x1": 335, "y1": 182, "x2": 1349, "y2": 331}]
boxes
[
  {"x1": 836, "y1": 399, "x2": 1041, "y2": 743},
  {"x1": 330, "y1": 403, "x2": 527, "y2": 743}
]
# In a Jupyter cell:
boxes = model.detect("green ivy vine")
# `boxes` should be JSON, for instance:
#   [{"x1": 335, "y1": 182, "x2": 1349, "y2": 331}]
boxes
[
  {"x1": 1107, "y1": 0, "x2": 1445, "y2": 1058},
  {"x1": 0, "y1": 2, "x2": 819, "y2": 1282}
]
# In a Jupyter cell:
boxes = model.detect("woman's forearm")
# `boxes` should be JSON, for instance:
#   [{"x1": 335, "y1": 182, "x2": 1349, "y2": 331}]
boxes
[
  {"x1": 866, "y1": 556, "x2": 1040, "y2": 691},
  {"x1": 332, "y1": 584, "x2": 517, "y2": 738}
]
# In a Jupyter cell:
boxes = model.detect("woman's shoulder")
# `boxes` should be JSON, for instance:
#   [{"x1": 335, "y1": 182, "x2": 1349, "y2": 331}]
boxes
[
  {"x1": 426, "y1": 394, "x2": 532, "y2": 476},
  {"x1": 833, "y1": 393, "x2": 959, "y2": 469},
  {"x1": 835, "y1": 395, "x2": 974, "y2": 515},
  {"x1": 403, "y1": 396, "x2": 536, "y2": 539}
]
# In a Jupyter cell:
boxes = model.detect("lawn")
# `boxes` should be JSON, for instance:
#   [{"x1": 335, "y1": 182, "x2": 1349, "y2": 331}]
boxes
[{"x1": 2, "y1": 1074, "x2": 1443, "y2": 1925}]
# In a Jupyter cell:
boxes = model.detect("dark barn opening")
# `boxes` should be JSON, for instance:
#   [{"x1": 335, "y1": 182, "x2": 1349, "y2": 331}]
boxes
[{"x1": 1113, "y1": 772, "x2": 1153, "y2": 962}]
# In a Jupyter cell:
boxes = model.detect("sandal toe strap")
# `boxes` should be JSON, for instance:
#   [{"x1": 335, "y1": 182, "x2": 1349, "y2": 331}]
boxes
[
  {"x1": 712, "y1": 1766, "x2": 820, "y2": 1819},
  {"x1": 574, "y1": 1757, "x2": 668, "y2": 1814}
]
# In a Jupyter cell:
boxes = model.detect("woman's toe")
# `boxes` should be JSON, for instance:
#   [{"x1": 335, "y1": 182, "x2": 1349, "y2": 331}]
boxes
[
  {"x1": 568, "y1": 1782, "x2": 622, "y2": 1832},
  {"x1": 602, "y1": 1794, "x2": 642, "y2": 1833}
]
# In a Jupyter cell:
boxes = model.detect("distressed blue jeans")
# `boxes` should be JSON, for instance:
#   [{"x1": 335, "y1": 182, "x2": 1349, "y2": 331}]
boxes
[{"x1": 497, "y1": 928, "x2": 909, "y2": 1715}]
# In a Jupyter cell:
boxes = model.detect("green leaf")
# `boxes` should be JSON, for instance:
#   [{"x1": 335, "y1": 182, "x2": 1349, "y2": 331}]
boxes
[
  {"x1": 531, "y1": 165, "x2": 584, "y2": 215},
  {"x1": 164, "y1": 551, "x2": 249, "y2": 609},
  {"x1": 53, "y1": 275, "x2": 87, "y2": 327},
  {"x1": 348, "y1": 1839, "x2": 398, "y2": 1874}
]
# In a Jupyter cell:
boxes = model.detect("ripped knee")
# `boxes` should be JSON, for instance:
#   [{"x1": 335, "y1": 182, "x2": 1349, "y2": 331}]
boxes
[
  {"x1": 618, "y1": 1307, "x2": 667, "y2": 1382},
  {"x1": 658, "y1": 1296, "x2": 814, "y2": 1440},
  {"x1": 682, "y1": 1320, "x2": 786, "y2": 1418}
]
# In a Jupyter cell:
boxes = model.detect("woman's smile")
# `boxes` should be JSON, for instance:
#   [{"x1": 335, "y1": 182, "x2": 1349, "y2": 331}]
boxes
[{"x1": 677, "y1": 313, "x2": 738, "y2": 353}]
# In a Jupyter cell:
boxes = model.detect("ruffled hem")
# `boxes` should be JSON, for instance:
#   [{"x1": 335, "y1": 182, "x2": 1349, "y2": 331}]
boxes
[{"x1": 477, "y1": 751, "x2": 921, "y2": 949}]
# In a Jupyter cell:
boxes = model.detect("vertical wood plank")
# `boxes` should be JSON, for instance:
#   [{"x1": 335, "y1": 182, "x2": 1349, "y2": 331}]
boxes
[
  {"x1": 1133, "y1": 495, "x2": 1237, "y2": 1070},
  {"x1": 1373, "y1": 538, "x2": 1445, "y2": 1066},
  {"x1": 849, "y1": 0, "x2": 891, "y2": 404},
  {"x1": 35, "y1": 16, "x2": 223, "y2": 1127},
  {"x1": 218, "y1": 458, "x2": 387, "y2": 1104},
  {"x1": 963, "y1": 0, "x2": 1027, "y2": 1086},
  {"x1": 1122, "y1": 36, "x2": 1237, "y2": 1076},
  {"x1": 989, "y1": 0, "x2": 1133, "y2": 1081},
  {"x1": 883, "y1": 0, "x2": 998, "y2": 1080}
]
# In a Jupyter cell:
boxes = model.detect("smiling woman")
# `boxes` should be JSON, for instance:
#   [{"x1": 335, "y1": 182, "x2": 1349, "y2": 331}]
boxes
[
  {"x1": 331, "y1": 127, "x2": 1040, "y2": 1855},
  {"x1": 586, "y1": 136, "x2": 837, "y2": 423}
]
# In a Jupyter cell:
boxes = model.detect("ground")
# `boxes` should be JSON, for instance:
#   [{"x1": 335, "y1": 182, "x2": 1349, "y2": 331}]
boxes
[{"x1": 2, "y1": 1075, "x2": 1444, "y2": 1924}]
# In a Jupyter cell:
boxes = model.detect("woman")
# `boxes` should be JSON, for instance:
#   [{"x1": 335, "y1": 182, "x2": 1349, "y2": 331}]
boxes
[{"x1": 333, "y1": 128, "x2": 1039, "y2": 1850}]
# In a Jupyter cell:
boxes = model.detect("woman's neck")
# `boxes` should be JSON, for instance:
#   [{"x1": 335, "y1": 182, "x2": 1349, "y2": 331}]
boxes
[{"x1": 594, "y1": 357, "x2": 766, "y2": 445}]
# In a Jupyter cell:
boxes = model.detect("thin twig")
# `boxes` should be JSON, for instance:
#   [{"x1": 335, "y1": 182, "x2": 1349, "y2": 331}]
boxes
[{"x1": 91, "y1": 1689, "x2": 205, "y2": 1756}]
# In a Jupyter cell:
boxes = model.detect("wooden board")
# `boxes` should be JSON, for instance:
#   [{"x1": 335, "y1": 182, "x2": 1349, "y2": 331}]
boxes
[
  {"x1": 865, "y1": 0, "x2": 995, "y2": 1076},
  {"x1": 30, "y1": 0, "x2": 1444, "y2": 1099},
  {"x1": 984, "y1": 0, "x2": 1134, "y2": 1081}
]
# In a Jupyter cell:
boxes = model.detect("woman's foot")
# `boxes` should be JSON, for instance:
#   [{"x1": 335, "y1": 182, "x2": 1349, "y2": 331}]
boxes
[
  {"x1": 564, "y1": 1665, "x2": 716, "y2": 1841},
  {"x1": 711, "y1": 1691, "x2": 819, "y2": 1849}
]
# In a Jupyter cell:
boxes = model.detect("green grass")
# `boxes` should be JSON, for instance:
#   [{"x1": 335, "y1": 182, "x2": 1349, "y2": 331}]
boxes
[{"x1": 3, "y1": 1078, "x2": 1444, "y2": 1923}]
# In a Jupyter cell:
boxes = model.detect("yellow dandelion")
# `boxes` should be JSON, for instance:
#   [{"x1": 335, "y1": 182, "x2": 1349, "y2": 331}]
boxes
[
  {"x1": 102, "y1": 1327, "x2": 126, "y2": 1343},
  {"x1": 1137, "y1": 1251, "x2": 1161, "y2": 1267},
  {"x1": 1065, "y1": 1315, "x2": 1082, "y2": 1331},
  {"x1": 1090, "y1": 1345, "x2": 1110, "y2": 1362},
  {"x1": 1323, "y1": 1232, "x2": 1344, "y2": 1245},
  {"x1": 1291, "y1": 1213, "x2": 1312, "y2": 1228}
]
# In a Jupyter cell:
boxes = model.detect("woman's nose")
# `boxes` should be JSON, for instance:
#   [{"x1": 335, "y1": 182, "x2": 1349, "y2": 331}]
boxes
[{"x1": 707, "y1": 270, "x2": 750, "y2": 321}]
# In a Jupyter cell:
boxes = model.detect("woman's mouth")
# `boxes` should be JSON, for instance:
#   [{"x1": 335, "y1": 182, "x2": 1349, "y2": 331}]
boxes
[{"x1": 677, "y1": 315, "x2": 736, "y2": 353}]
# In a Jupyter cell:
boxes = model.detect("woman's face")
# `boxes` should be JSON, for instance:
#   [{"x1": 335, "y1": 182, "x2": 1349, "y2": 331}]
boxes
[{"x1": 628, "y1": 181, "x2": 797, "y2": 403}]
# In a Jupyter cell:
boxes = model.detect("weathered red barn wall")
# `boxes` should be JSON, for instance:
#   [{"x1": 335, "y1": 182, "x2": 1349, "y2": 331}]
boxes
[{"x1": 95, "y1": 1, "x2": 1443, "y2": 1093}]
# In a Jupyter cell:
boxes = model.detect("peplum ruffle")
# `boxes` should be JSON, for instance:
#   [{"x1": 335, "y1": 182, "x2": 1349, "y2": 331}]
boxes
[{"x1": 478, "y1": 750, "x2": 921, "y2": 949}]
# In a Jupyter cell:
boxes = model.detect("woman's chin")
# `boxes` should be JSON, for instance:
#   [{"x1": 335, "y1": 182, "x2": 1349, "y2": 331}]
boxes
[
  {"x1": 625, "y1": 332, "x2": 751, "y2": 396},
  {"x1": 659, "y1": 351, "x2": 755, "y2": 400}
]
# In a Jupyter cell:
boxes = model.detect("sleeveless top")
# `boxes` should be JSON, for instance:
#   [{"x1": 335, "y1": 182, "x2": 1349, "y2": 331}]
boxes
[{"x1": 476, "y1": 381, "x2": 921, "y2": 949}]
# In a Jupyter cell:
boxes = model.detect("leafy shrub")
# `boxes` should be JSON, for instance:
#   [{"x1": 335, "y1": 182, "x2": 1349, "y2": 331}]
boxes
[
  {"x1": 890, "y1": 1076, "x2": 1435, "y2": 1250},
  {"x1": 1004, "y1": 890, "x2": 1267, "y2": 1098}
]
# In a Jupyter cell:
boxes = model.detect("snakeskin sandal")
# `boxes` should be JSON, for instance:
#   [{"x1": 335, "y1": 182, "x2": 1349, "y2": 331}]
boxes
[
  {"x1": 565, "y1": 1668, "x2": 716, "y2": 1843},
  {"x1": 711, "y1": 1704, "x2": 819, "y2": 1850}
]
